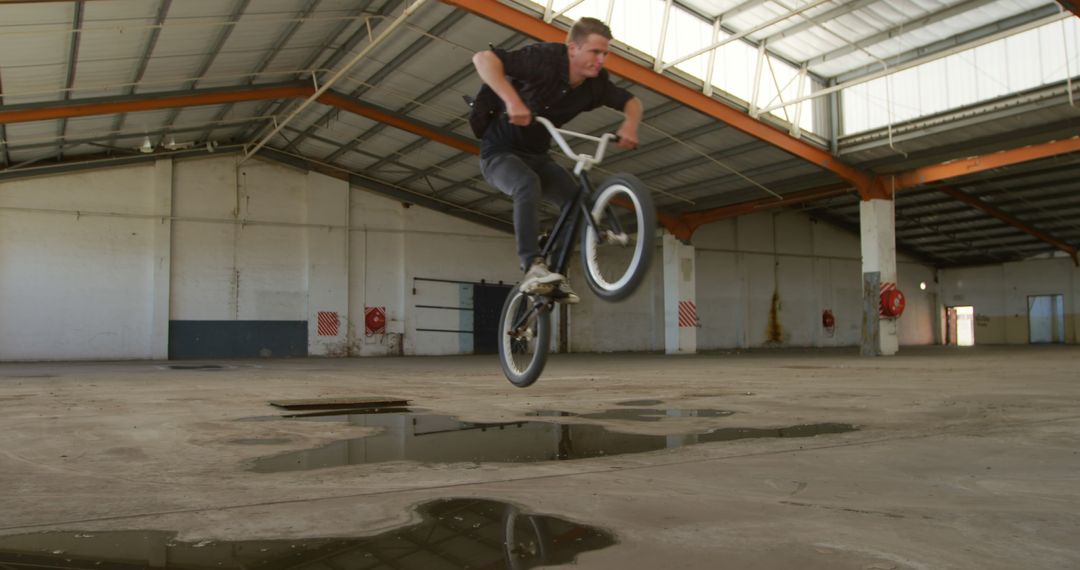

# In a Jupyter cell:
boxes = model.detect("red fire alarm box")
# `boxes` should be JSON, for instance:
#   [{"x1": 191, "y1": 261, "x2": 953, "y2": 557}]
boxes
[{"x1": 364, "y1": 306, "x2": 386, "y2": 336}]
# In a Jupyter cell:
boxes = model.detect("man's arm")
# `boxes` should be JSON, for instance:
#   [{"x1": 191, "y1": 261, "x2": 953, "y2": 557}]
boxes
[
  {"x1": 615, "y1": 96, "x2": 642, "y2": 149},
  {"x1": 472, "y1": 51, "x2": 532, "y2": 126}
]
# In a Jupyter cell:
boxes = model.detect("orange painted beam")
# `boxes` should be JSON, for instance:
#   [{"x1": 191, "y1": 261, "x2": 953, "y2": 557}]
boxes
[
  {"x1": 316, "y1": 91, "x2": 479, "y2": 155},
  {"x1": 682, "y1": 184, "x2": 851, "y2": 231},
  {"x1": 440, "y1": 0, "x2": 876, "y2": 195},
  {"x1": 0, "y1": 85, "x2": 314, "y2": 124},
  {"x1": 937, "y1": 185, "x2": 1078, "y2": 266},
  {"x1": 892, "y1": 136, "x2": 1080, "y2": 190}
]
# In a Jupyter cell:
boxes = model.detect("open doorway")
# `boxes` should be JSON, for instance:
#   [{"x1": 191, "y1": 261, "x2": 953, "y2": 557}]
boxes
[
  {"x1": 946, "y1": 306, "x2": 975, "y2": 346},
  {"x1": 1028, "y1": 295, "x2": 1065, "y2": 344}
]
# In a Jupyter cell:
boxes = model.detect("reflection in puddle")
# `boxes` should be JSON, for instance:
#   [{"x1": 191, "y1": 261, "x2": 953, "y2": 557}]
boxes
[
  {"x1": 251, "y1": 410, "x2": 857, "y2": 473},
  {"x1": 283, "y1": 407, "x2": 427, "y2": 419},
  {"x1": 580, "y1": 408, "x2": 734, "y2": 422},
  {"x1": 0, "y1": 499, "x2": 614, "y2": 569}
]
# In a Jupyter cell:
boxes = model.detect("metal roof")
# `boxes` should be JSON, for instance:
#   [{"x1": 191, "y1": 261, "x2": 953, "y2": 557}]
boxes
[{"x1": 1, "y1": 0, "x2": 1078, "y2": 268}]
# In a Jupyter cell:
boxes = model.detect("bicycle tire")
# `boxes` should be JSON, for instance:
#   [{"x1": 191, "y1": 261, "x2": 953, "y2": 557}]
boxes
[
  {"x1": 497, "y1": 285, "x2": 551, "y2": 388},
  {"x1": 580, "y1": 173, "x2": 656, "y2": 301},
  {"x1": 502, "y1": 505, "x2": 551, "y2": 569}
]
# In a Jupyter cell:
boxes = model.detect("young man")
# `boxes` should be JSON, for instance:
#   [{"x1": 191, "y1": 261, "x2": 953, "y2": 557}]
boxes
[{"x1": 470, "y1": 17, "x2": 643, "y2": 303}]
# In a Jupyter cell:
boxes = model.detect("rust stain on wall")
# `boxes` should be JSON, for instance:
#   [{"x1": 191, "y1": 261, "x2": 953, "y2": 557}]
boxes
[{"x1": 767, "y1": 289, "x2": 783, "y2": 344}]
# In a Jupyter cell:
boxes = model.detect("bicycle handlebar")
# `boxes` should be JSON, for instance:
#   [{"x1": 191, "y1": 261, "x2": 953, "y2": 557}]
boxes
[{"x1": 532, "y1": 116, "x2": 617, "y2": 175}]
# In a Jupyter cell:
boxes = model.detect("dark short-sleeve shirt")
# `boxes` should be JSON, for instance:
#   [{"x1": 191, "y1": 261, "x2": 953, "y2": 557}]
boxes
[{"x1": 479, "y1": 42, "x2": 633, "y2": 158}]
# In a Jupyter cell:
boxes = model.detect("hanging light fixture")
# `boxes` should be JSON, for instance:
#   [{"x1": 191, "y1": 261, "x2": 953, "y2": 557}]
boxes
[{"x1": 139, "y1": 136, "x2": 154, "y2": 154}]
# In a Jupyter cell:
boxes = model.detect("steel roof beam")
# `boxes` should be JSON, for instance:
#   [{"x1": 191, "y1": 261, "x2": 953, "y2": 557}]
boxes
[
  {"x1": 898, "y1": 205, "x2": 1080, "y2": 240},
  {"x1": 1060, "y1": 0, "x2": 1080, "y2": 17},
  {"x1": 274, "y1": 124, "x2": 500, "y2": 209},
  {"x1": 440, "y1": 0, "x2": 876, "y2": 196},
  {"x1": 656, "y1": 157, "x2": 814, "y2": 203},
  {"x1": 320, "y1": 13, "x2": 494, "y2": 164},
  {"x1": 681, "y1": 183, "x2": 851, "y2": 229},
  {"x1": 243, "y1": 0, "x2": 433, "y2": 163},
  {"x1": 0, "y1": 82, "x2": 479, "y2": 156},
  {"x1": 660, "y1": 0, "x2": 834, "y2": 72},
  {"x1": 895, "y1": 209, "x2": 1014, "y2": 263},
  {"x1": 199, "y1": 0, "x2": 324, "y2": 144},
  {"x1": 109, "y1": 0, "x2": 171, "y2": 150},
  {"x1": 353, "y1": 34, "x2": 533, "y2": 171},
  {"x1": 892, "y1": 136, "x2": 1080, "y2": 190},
  {"x1": 285, "y1": 6, "x2": 465, "y2": 155},
  {"x1": 240, "y1": 0, "x2": 378, "y2": 142},
  {"x1": 762, "y1": 0, "x2": 880, "y2": 45},
  {"x1": 758, "y1": 10, "x2": 1070, "y2": 116},
  {"x1": 718, "y1": 0, "x2": 773, "y2": 21},
  {"x1": 1, "y1": 116, "x2": 269, "y2": 154},
  {"x1": 635, "y1": 140, "x2": 767, "y2": 185},
  {"x1": 0, "y1": 83, "x2": 313, "y2": 124},
  {"x1": 806, "y1": 0, "x2": 999, "y2": 69},
  {"x1": 162, "y1": 0, "x2": 252, "y2": 132},
  {"x1": 834, "y1": 3, "x2": 1064, "y2": 84},
  {"x1": 892, "y1": 184, "x2": 1080, "y2": 219},
  {"x1": 57, "y1": 1, "x2": 84, "y2": 161},
  {"x1": 936, "y1": 184, "x2": 1077, "y2": 264},
  {"x1": 318, "y1": 91, "x2": 477, "y2": 155}
]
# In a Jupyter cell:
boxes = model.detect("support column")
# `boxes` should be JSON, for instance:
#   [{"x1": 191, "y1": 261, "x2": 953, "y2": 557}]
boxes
[
  {"x1": 664, "y1": 233, "x2": 697, "y2": 354},
  {"x1": 860, "y1": 198, "x2": 898, "y2": 355},
  {"x1": 150, "y1": 158, "x2": 172, "y2": 360},
  {"x1": 306, "y1": 171, "x2": 350, "y2": 356}
]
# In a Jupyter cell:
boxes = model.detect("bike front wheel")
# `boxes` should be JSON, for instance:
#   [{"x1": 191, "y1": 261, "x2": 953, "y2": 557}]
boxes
[
  {"x1": 497, "y1": 285, "x2": 551, "y2": 388},
  {"x1": 580, "y1": 174, "x2": 656, "y2": 301}
]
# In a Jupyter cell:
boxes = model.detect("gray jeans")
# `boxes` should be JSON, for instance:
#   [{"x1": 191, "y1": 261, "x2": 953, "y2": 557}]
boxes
[{"x1": 480, "y1": 152, "x2": 578, "y2": 271}]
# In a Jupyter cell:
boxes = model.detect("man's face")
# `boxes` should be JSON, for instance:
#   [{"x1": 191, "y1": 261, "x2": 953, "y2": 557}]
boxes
[{"x1": 568, "y1": 33, "x2": 610, "y2": 79}]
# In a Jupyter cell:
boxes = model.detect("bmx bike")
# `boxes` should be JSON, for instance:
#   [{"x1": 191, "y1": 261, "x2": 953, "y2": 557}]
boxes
[{"x1": 498, "y1": 116, "x2": 656, "y2": 387}]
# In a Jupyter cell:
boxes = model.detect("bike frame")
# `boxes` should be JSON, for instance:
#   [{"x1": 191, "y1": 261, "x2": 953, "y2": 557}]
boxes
[
  {"x1": 532, "y1": 116, "x2": 622, "y2": 277},
  {"x1": 509, "y1": 118, "x2": 624, "y2": 332}
]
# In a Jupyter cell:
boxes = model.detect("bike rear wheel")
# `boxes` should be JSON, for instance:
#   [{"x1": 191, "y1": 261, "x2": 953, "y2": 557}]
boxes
[
  {"x1": 580, "y1": 174, "x2": 656, "y2": 301},
  {"x1": 497, "y1": 285, "x2": 551, "y2": 388}
]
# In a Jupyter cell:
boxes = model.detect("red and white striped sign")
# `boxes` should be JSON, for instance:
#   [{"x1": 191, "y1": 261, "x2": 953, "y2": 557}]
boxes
[
  {"x1": 316, "y1": 311, "x2": 339, "y2": 337},
  {"x1": 678, "y1": 300, "x2": 699, "y2": 328},
  {"x1": 879, "y1": 282, "x2": 896, "y2": 317}
]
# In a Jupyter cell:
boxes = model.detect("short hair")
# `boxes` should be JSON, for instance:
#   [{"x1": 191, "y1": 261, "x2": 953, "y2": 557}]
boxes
[{"x1": 567, "y1": 17, "x2": 612, "y2": 45}]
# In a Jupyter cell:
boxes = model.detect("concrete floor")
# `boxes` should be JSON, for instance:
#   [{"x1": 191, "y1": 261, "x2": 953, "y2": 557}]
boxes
[{"x1": 1, "y1": 345, "x2": 1078, "y2": 569}]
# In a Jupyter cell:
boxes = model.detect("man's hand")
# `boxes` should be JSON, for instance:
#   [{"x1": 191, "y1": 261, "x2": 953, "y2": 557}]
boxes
[{"x1": 506, "y1": 100, "x2": 532, "y2": 126}]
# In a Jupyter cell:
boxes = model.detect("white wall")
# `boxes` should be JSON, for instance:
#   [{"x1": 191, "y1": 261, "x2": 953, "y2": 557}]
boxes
[
  {"x1": 0, "y1": 161, "x2": 169, "y2": 360},
  {"x1": 2, "y1": 152, "x2": 953, "y2": 360},
  {"x1": 0, "y1": 154, "x2": 519, "y2": 360},
  {"x1": 940, "y1": 257, "x2": 1078, "y2": 344},
  {"x1": 568, "y1": 210, "x2": 937, "y2": 352}
]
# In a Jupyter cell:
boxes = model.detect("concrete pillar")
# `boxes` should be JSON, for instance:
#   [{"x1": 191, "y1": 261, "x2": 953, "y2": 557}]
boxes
[
  {"x1": 150, "y1": 159, "x2": 172, "y2": 359},
  {"x1": 305, "y1": 171, "x2": 350, "y2": 356},
  {"x1": 860, "y1": 198, "x2": 898, "y2": 355},
  {"x1": 663, "y1": 232, "x2": 697, "y2": 354}
]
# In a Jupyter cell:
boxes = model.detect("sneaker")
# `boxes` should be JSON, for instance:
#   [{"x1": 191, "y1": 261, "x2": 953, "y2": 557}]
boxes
[
  {"x1": 551, "y1": 281, "x2": 580, "y2": 304},
  {"x1": 520, "y1": 260, "x2": 564, "y2": 295}
]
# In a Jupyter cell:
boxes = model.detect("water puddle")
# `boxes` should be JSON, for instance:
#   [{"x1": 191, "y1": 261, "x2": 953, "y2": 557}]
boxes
[
  {"x1": 529, "y1": 408, "x2": 735, "y2": 422},
  {"x1": 250, "y1": 409, "x2": 856, "y2": 473},
  {"x1": 615, "y1": 399, "x2": 664, "y2": 406},
  {"x1": 0, "y1": 498, "x2": 614, "y2": 569}
]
